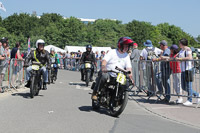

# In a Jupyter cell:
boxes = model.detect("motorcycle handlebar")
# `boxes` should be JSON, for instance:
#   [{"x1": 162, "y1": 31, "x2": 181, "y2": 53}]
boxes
[
  {"x1": 106, "y1": 67, "x2": 131, "y2": 75},
  {"x1": 32, "y1": 61, "x2": 41, "y2": 65}
]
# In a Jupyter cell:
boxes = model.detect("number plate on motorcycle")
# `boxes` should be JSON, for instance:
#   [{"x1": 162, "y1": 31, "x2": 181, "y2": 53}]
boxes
[
  {"x1": 116, "y1": 73, "x2": 126, "y2": 85},
  {"x1": 85, "y1": 63, "x2": 91, "y2": 68},
  {"x1": 32, "y1": 65, "x2": 39, "y2": 70}
]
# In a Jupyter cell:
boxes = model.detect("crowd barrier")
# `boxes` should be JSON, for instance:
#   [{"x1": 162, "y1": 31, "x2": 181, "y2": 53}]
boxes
[
  {"x1": 134, "y1": 59, "x2": 200, "y2": 108},
  {"x1": 58, "y1": 57, "x2": 200, "y2": 108},
  {"x1": 0, "y1": 58, "x2": 26, "y2": 93}
]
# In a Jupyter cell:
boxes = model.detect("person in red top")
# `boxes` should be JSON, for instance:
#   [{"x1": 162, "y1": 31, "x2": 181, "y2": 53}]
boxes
[{"x1": 162, "y1": 44, "x2": 183, "y2": 103}]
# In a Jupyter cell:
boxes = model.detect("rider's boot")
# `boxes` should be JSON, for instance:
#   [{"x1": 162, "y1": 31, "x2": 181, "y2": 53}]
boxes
[
  {"x1": 25, "y1": 80, "x2": 31, "y2": 88},
  {"x1": 91, "y1": 84, "x2": 98, "y2": 100},
  {"x1": 43, "y1": 82, "x2": 47, "y2": 90}
]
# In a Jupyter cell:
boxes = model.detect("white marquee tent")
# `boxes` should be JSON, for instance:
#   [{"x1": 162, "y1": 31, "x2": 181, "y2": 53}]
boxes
[
  {"x1": 64, "y1": 46, "x2": 112, "y2": 53},
  {"x1": 44, "y1": 45, "x2": 66, "y2": 53}
]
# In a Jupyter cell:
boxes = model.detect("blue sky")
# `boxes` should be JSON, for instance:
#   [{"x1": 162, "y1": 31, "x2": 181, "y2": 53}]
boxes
[{"x1": 0, "y1": 0, "x2": 199, "y2": 37}]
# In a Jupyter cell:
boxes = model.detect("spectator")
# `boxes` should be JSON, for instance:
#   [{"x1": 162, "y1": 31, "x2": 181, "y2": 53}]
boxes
[
  {"x1": 10, "y1": 42, "x2": 23, "y2": 87},
  {"x1": 162, "y1": 44, "x2": 183, "y2": 103},
  {"x1": 0, "y1": 38, "x2": 9, "y2": 93},
  {"x1": 140, "y1": 40, "x2": 163, "y2": 96},
  {"x1": 95, "y1": 51, "x2": 100, "y2": 60},
  {"x1": 158, "y1": 40, "x2": 171, "y2": 103},
  {"x1": 176, "y1": 38, "x2": 200, "y2": 106},
  {"x1": 100, "y1": 51, "x2": 105, "y2": 60},
  {"x1": 65, "y1": 51, "x2": 71, "y2": 70},
  {"x1": 130, "y1": 43, "x2": 140, "y2": 88}
]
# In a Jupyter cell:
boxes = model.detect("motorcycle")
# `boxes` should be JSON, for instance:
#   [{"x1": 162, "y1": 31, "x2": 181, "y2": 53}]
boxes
[
  {"x1": 29, "y1": 61, "x2": 43, "y2": 98},
  {"x1": 50, "y1": 64, "x2": 57, "y2": 83},
  {"x1": 91, "y1": 66, "x2": 131, "y2": 117},
  {"x1": 83, "y1": 61, "x2": 93, "y2": 86}
]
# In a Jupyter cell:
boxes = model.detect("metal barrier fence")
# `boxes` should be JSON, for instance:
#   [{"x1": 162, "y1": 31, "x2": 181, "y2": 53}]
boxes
[
  {"x1": 0, "y1": 58, "x2": 26, "y2": 93},
  {"x1": 133, "y1": 59, "x2": 200, "y2": 108},
  {"x1": 9, "y1": 59, "x2": 26, "y2": 90}
]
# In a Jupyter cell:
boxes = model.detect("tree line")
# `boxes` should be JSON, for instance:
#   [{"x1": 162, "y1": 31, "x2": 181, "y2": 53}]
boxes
[{"x1": 0, "y1": 13, "x2": 199, "y2": 50}]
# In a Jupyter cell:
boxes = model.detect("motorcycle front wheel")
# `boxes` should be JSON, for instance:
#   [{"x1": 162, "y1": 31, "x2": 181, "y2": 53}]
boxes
[
  {"x1": 85, "y1": 71, "x2": 90, "y2": 87},
  {"x1": 30, "y1": 76, "x2": 37, "y2": 98},
  {"x1": 92, "y1": 99, "x2": 100, "y2": 110},
  {"x1": 109, "y1": 91, "x2": 128, "y2": 117}
]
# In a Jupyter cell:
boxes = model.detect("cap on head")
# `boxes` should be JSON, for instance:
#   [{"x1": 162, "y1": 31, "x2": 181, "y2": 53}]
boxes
[
  {"x1": 159, "y1": 40, "x2": 168, "y2": 46},
  {"x1": 170, "y1": 44, "x2": 179, "y2": 50},
  {"x1": 133, "y1": 43, "x2": 138, "y2": 46},
  {"x1": 144, "y1": 40, "x2": 153, "y2": 47}
]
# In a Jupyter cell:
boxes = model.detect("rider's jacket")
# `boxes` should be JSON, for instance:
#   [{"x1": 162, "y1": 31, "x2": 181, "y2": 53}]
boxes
[
  {"x1": 50, "y1": 53, "x2": 58, "y2": 65},
  {"x1": 25, "y1": 49, "x2": 51, "y2": 67},
  {"x1": 80, "y1": 51, "x2": 96, "y2": 64}
]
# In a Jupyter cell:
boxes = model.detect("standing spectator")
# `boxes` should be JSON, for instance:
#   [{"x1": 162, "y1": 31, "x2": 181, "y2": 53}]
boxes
[
  {"x1": 65, "y1": 51, "x2": 71, "y2": 70},
  {"x1": 130, "y1": 43, "x2": 140, "y2": 88},
  {"x1": 95, "y1": 51, "x2": 100, "y2": 60},
  {"x1": 158, "y1": 40, "x2": 171, "y2": 103},
  {"x1": 76, "y1": 50, "x2": 82, "y2": 71},
  {"x1": 140, "y1": 40, "x2": 163, "y2": 96},
  {"x1": 10, "y1": 42, "x2": 23, "y2": 87},
  {"x1": 176, "y1": 38, "x2": 200, "y2": 106},
  {"x1": 162, "y1": 44, "x2": 183, "y2": 103},
  {"x1": 0, "y1": 38, "x2": 9, "y2": 92}
]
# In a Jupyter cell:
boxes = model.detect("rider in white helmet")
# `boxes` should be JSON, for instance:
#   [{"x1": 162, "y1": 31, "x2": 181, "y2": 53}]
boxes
[{"x1": 24, "y1": 39, "x2": 51, "y2": 90}]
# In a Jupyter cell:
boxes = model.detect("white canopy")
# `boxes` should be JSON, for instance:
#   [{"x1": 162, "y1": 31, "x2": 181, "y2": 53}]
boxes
[
  {"x1": 64, "y1": 46, "x2": 111, "y2": 53},
  {"x1": 44, "y1": 45, "x2": 66, "y2": 53}
]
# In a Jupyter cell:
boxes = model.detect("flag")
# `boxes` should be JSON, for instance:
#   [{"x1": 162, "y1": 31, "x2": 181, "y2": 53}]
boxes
[
  {"x1": 28, "y1": 38, "x2": 31, "y2": 52},
  {"x1": 0, "y1": 2, "x2": 6, "y2": 12}
]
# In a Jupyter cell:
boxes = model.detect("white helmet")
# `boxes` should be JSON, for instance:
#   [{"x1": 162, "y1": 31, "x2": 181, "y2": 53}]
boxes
[
  {"x1": 50, "y1": 47, "x2": 55, "y2": 52},
  {"x1": 36, "y1": 39, "x2": 45, "y2": 48}
]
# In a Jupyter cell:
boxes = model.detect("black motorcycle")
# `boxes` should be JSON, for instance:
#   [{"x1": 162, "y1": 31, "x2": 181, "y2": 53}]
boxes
[
  {"x1": 83, "y1": 61, "x2": 92, "y2": 86},
  {"x1": 50, "y1": 64, "x2": 57, "y2": 83},
  {"x1": 91, "y1": 66, "x2": 131, "y2": 117},
  {"x1": 29, "y1": 61, "x2": 43, "y2": 98}
]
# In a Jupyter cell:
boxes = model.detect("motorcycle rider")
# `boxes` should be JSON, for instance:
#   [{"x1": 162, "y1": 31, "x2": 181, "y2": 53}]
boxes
[
  {"x1": 80, "y1": 44, "x2": 97, "y2": 81},
  {"x1": 92, "y1": 37, "x2": 134, "y2": 100},
  {"x1": 24, "y1": 39, "x2": 51, "y2": 90},
  {"x1": 50, "y1": 47, "x2": 60, "y2": 80}
]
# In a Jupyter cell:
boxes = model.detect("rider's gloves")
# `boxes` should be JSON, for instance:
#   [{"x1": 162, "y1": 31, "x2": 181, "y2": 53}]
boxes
[
  {"x1": 101, "y1": 65, "x2": 107, "y2": 73},
  {"x1": 23, "y1": 64, "x2": 29, "y2": 68}
]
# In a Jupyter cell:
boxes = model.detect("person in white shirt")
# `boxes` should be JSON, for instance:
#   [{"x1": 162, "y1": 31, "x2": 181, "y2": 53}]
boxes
[
  {"x1": 92, "y1": 37, "x2": 134, "y2": 100},
  {"x1": 175, "y1": 38, "x2": 200, "y2": 106},
  {"x1": 140, "y1": 40, "x2": 163, "y2": 97}
]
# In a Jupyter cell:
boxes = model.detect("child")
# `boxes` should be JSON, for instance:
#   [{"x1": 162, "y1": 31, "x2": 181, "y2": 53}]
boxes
[{"x1": 170, "y1": 45, "x2": 183, "y2": 103}]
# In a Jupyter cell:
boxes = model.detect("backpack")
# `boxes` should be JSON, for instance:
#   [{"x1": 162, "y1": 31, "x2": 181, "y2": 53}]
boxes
[{"x1": 145, "y1": 47, "x2": 157, "y2": 60}]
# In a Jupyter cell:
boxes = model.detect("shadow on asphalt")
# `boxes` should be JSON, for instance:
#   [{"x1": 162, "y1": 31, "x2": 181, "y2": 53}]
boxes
[
  {"x1": 11, "y1": 92, "x2": 44, "y2": 99},
  {"x1": 78, "y1": 106, "x2": 110, "y2": 116},
  {"x1": 69, "y1": 82, "x2": 87, "y2": 87},
  {"x1": 128, "y1": 94, "x2": 177, "y2": 106}
]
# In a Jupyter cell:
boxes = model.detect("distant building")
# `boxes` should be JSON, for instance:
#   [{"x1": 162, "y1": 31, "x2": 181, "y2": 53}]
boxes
[{"x1": 79, "y1": 18, "x2": 96, "y2": 24}]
